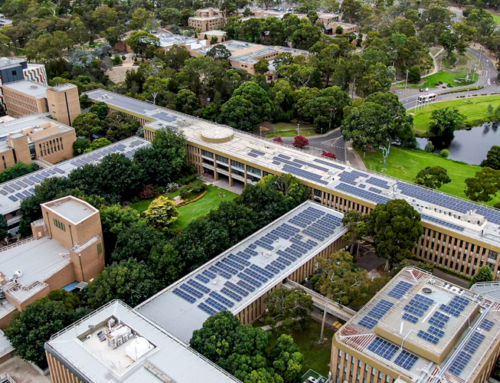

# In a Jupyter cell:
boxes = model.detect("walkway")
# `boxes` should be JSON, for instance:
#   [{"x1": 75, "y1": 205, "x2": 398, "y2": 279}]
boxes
[{"x1": 283, "y1": 279, "x2": 356, "y2": 322}]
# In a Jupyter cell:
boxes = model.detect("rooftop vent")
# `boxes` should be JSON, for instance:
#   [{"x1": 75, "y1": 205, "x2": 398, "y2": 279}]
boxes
[{"x1": 422, "y1": 287, "x2": 432, "y2": 294}]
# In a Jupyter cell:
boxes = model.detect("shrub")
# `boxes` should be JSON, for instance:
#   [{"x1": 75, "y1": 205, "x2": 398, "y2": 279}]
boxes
[
  {"x1": 293, "y1": 135, "x2": 309, "y2": 149},
  {"x1": 139, "y1": 184, "x2": 155, "y2": 200},
  {"x1": 112, "y1": 55, "x2": 122, "y2": 65},
  {"x1": 180, "y1": 188, "x2": 190, "y2": 200},
  {"x1": 440, "y1": 149, "x2": 449, "y2": 158},
  {"x1": 322, "y1": 151, "x2": 336, "y2": 158},
  {"x1": 424, "y1": 141, "x2": 434, "y2": 152},
  {"x1": 273, "y1": 136, "x2": 283, "y2": 143}
]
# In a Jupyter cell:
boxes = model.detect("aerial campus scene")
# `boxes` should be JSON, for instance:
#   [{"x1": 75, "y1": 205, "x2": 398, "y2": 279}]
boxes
[{"x1": 0, "y1": 0, "x2": 499, "y2": 383}]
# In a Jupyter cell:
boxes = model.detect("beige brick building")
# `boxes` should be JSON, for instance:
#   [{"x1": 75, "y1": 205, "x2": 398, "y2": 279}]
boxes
[
  {"x1": 0, "y1": 196, "x2": 105, "y2": 328},
  {"x1": 188, "y1": 8, "x2": 226, "y2": 31},
  {"x1": 331, "y1": 267, "x2": 500, "y2": 383},
  {"x1": 2, "y1": 81, "x2": 81, "y2": 125},
  {"x1": 0, "y1": 114, "x2": 76, "y2": 171}
]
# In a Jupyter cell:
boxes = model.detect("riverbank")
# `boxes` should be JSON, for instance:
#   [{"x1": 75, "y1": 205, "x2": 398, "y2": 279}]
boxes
[
  {"x1": 361, "y1": 147, "x2": 500, "y2": 207},
  {"x1": 411, "y1": 96, "x2": 500, "y2": 135}
]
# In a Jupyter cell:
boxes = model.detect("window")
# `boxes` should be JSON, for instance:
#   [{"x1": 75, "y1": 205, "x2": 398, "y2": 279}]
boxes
[
  {"x1": 488, "y1": 250, "x2": 498, "y2": 261},
  {"x1": 97, "y1": 243, "x2": 103, "y2": 255},
  {"x1": 53, "y1": 218, "x2": 66, "y2": 231}
]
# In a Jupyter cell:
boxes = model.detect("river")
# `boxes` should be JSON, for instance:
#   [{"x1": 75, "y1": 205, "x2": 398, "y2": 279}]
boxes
[{"x1": 416, "y1": 122, "x2": 500, "y2": 165}]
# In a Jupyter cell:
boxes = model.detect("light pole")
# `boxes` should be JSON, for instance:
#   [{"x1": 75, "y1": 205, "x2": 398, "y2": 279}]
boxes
[
  {"x1": 405, "y1": 69, "x2": 409, "y2": 95},
  {"x1": 297, "y1": 121, "x2": 300, "y2": 136}
]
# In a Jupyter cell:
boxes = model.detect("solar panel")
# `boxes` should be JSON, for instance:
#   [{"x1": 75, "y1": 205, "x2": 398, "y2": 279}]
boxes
[
  {"x1": 417, "y1": 330, "x2": 439, "y2": 345},
  {"x1": 221, "y1": 287, "x2": 242, "y2": 302},
  {"x1": 388, "y1": 281, "x2": 413, "y2": 299},
  {"x1": 479, "y1": 319, "x2": 494, "y2": 331},
  {"x1": 463, "y1": 332, "x2": 485, "y2": 354},
  {"x1": 367, "y1": 299, "x2": 393, "y2": 319},
  {"x1": 394, "y1": 350, "x2": 418, "y2": 370},
  {"x1": 180, "y1": 283, "x2": 204, "y2": 299},
  {"x1": 428, "y1": 326, "x2": 444, "y2": 338},
  {"x1": 402, "y1": 313, "x2": 418, "y2": 324},
  {"x1": 205, "y1": 297, "x2": 227, "y2": 312},
  {"x1": 187, "y1": 279, "x2": 210, "y2": 294},
  {"x1": 449, "y1": 351, "x2": 472, "y2": 376},
  {"x1": 198, "y1": 302, "x2": 217, "y2": 316},
  {"x1": 173, "y1": 288, "x2": 196, "y2": 303},
  {"x1": 359, "y1": 316, "x2": 377, "y2": 329},
  {"x1": 429, "y1": 311, "x2": 450, "y2": 328},
  {"x1": 367, "y1": 337, "x2": 399, "y2": 360},
  {"x1": 336, "y1": 182, "x2": 390, "y2": 204}
]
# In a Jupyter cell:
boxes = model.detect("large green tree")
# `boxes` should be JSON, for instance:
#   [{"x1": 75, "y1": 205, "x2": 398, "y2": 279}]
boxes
[
  {"x1": 414, "y1": 166, "x2": 451, "y2": 189},
  {"x1": 481, "y1": 145, "x2": 500, "y2": 170},
  {"x1": 365, "y1": 199, "x2": 423, "y2": 270},
  {"x1": 429, "y1": 107, "x2": 465, "y2": 148},
  {"x1": 464, "y1": 167, "x2": 500, "y2": 202},
  {"x1": 264, "y1": 288, "x2": 313, "y2": 331},
  {"x1": 0, "y1": 162, "x2": 39, "y2": 183},
  {"x1": 470, "y1": 265, "x2": 494, "y2": 287}
]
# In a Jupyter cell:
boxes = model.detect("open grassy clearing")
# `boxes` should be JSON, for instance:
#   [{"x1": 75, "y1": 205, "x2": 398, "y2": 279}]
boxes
[
  {"x1": 411, "y1": 95, "x2": 500, "y2": 135},
  {"x1": 361, "y1": 147, "x2": 500, "y2": 207},
  {"x1": 265, "y1": 122, "x2": 318, "y2": 138},
  {"x1": 131, "y1": 185, "x2": 238, "y2": 228},
  {"x1": 419, "y1": 70, "x2": 479, "y2": 89},
  {"x1": 487, "y1": 10, "x2": 500, "y2": 25}
]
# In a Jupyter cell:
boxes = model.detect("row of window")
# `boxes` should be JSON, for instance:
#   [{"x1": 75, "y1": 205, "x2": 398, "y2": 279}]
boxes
[
  {"x1": 39, "y1": 137, "x2": 64, "y2": 157},
  {"x1": 53, "y1": 218, "x2": 66, "y2": 231}
]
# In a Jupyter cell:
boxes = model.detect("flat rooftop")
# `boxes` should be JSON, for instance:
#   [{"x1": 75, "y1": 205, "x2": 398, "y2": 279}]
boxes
[
  {"x1": 0, "y1": 236, "x2": 70, "y2": 302},
  {"x1": 85, "y1": 89, "x2": 500, "y2": 250},
  {"x1": 137, "y1": 201, "x2": 346, "y2": 343},
  {"x1": 336, "y1": 267, "x2": 500, "y2": 383},
  {"x1": 45, "y1": 300, "x2": 240, "y2": 383},
  {"x1": 153, "y1": 32, "x2": 201, "y2": 49},
  {"x1": 43, "y1": 196, "x2": 97, "y2": 224},
  {"x1": 3, "y1": 80, "x2": 47, "y2": 98},
  {"x1": 0, "y1": 114, "x2": 72, "y2": 139},
  {"x1": 0, "y1": 136, "x2": 151, "y2": 216}
]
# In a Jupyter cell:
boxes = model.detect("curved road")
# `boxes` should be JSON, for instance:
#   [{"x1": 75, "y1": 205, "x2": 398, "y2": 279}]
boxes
[
  {"x1": 397, "y1": 47, "x2": 499, "y2": 110},
  {"x1": 280, "y1": 129, "x2": 348, "y2": 162}
]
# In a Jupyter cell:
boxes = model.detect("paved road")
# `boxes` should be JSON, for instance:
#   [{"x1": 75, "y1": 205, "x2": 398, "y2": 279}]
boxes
[
  {"x1": 280, "y1": 129, "x2": 348, "y2": 162},
  {"x1": 396, "y1": 47, "x2": 500, "y2": 110}
]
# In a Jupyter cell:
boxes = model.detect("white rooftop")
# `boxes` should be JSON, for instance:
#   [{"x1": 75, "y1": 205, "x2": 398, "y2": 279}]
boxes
[
  {"x1": 3, "y1": 80, "x2": 47, "y2": 98},
  {"x1": 153, "y1": 32, "x2": 201, "y2": 49},
  {"x1": 137, "y1": 201, "x2": 346, "y2": 343},
  {"x1": 0, "y1": 114, "x2": 72, "y2": 140},
  {"x1": 470, "y1": 281, "x2": 500, "y2": 302},
  {"x1": 0, "y1": 237, "x2": 70, "y2": 303},
  {"x1": 44, "y1": 197, "x2": 97, "y2": 224},
  {"x1": 0, "y1": 136, "x2": 151, "y2": 216},
  {"x1": 45, "y1": 300, "x2": 240, "y2": 383},
  {"x1": 0, "y1": 329, "x2": 13, "y2": 358},
  {"x1": 336, "y1": 267, "x2": 500, "y2": 383},
  {"x1": 84, "y1": 89, "x2": 500, "y2": 250}
]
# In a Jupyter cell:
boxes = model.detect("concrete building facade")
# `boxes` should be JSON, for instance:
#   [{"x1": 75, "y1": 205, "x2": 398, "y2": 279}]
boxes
[
  {"x1": 85, "y1": 90, "x2": 500, "y2": 282},
  {"x1": 0, "y1": 196, "x2": 105, "y2": 328},
  {"x1": 331, "y1": 267, "x2": 500, "y2": 383}
]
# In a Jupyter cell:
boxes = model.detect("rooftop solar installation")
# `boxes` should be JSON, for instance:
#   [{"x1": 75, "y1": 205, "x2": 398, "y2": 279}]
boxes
[
  {"x1": 85, "y1": 89, "x2": 500, "y2": 248},
  {"x1": 136, "y1": 201, "x2": 346, "y2": 343},
  {"x1": 388, "y1": 280, "x2": 413, "y2": 299},
  {"x1": 0, "y1": 137, "x2": 151, "y2": 216}
]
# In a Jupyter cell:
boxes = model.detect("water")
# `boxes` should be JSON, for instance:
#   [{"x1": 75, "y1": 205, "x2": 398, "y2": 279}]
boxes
[{"x1": 416, "y1": 122, "x2": 500, "y2": 165}]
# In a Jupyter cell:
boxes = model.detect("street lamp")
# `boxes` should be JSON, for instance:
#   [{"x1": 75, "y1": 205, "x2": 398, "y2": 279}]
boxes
[{"x1": 297, "y1": 122, "x2": 300, "y2": 136}]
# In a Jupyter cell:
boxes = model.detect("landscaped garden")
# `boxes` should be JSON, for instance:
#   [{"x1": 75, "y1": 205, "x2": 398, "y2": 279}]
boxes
[
  {"x1": 411, "y1": 95, "x2": 500, "y2": 135},
  {"x1": 416, "y1": 70, "x2": 479, "y2": 89},
  {"x1": 361, "y1": 147, "x2": 500, "y2": 206},
  {"x1": 131, "y1": 182, "x2": 238, "y2": 228}
]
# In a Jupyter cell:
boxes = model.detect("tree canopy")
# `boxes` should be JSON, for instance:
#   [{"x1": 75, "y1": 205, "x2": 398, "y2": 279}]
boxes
[{"x1": 414, "y1": 166, "x2": 451, "y2": 189}]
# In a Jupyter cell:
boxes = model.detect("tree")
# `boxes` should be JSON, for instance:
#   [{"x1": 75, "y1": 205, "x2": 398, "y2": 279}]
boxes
[
  {"x1": 99, "y1": 205, "x2": 142, "y2": 257},
  {"x1": 366, "y1": 199, "x2": 423, "y2": 270},
  {"x1": 464, "y1": 167, "x2": 500, "y2": 202},
  {"x1": 176, "y1": 89, "x2": 200, "y2": 114},
  {"x1": 73, "y1": 138, "x2": 91, "y2": 156},
  {"x1": 0, "y1": 162, "x2": 39, "y2": 183},
  {"x1": 90, "y1": 137, "x2": 111, "y2": 150},
  {"x1": 5, "y1": 299, "x2": 73, "y2": 368},
  {"x1": 0, "y1": 215, "x2": 7, "y2": 241},
  {"x1": 104, "y1": 112, "x2": 141, "y2": 142},
  {"x1": 316, "y1": 250, "x2": 372, "y2": 306},
  {"x1": 342, "y1": 210, "x2": 366, "y2": 257},
  {"x1": 264, "y1": 288, "x2": 313, "y2": 331},
  {"x1": 481, "y1": 145, "x2": 500, "y2": 170},
  {"x1": 408, "y1": 65, "x2": 421, "y2": 83},
  {"x1": 72, "y1": 112, "x2": 104, "y2": 140},
  {"x1": 112, "y1": 222, "x2": 161, "y2": 263},
  {"x1": 88, "y1": 258, "x2": 159, "y2": 308},
  {"x1": 414, "y1": 166, "x2": 451, "y2": 189},
  {"x1": 126, "y1": 30, "x2": 159, "y2": 58},
  {"x1": 143, "y1": 195, "x2": 178, "y2": 231},
  {"x1": 293, "y1": 135, "x2": 309, "y2": 149},
  {"x1": 144, "y1": 76, "x2": 170, "y2": 105},
  {"x1": 271, "y1": 334, "x2": 304, "y2": 383},
  {"x1": 206, "y1": 44, "x2": 232, "y2": 60},
  {"x1": 470, "y1": 265, "x2": 494, "y2": 287},
  {"x1": 103, "y1": 25, "x2": 125, "y2": 47},
  {"x1": 89, "y1": 102, "x2": 108, "y2": 120},
  {"x1": 130, "y1": 8, "x2": 154, "y2": 30},
  {"x1": 429, "y1": 107, "x2": 465, "y2": 148},
  {"x1": 254, "y1": 59, "x2": 269, "y2": 74}
]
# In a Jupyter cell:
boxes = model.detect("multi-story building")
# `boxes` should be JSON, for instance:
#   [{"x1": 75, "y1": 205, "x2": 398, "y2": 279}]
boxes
[
  {"x1": 190, "y1": 40, "x2": 309, "y2": 78},
  {"x1": 0, "y1": 58, "x2": 46, "y2": 87},
  {"x1": 85, "y1": 90, "x2": 500, "y2": 281},
  {"x1": 331, "y1": 266, "x2": 500, "y2": 383},
  {"x1": 45, "y1": 200, "x2": 346, "y2": 383},
  {"x1": 197, "y1": 30, "x2": 227, "y2": 44},
  {"x1": 326, "y1": 21, "x2": 359, "y2": 34},
  {"x1": 0, "y1": 196, "x2": 105, "y2": 328},
  {"x1": 0, "y1": 114, "x2": 76, "y2": 171},
  {"x1": 137, "y1": 200, "x2": 346, "y2": 342},
  {"x1": 153, "y1": 31, "x2": 207, "y2": 52},
  {"x1": 188, "y1": 8, "x2": 226, "y2": 32},
  {"x1": 0, "y1": 136, "x2": 151, "y2": 232},
  {"x1": 2, "y1": 81, "x2": 80, "y2": 125},
  {"x1": 45, "y1": 300, "x2": 241, "y2": 383},
  {"x1": 237, "y1": 7, "x2": 340, "y2": 26}
]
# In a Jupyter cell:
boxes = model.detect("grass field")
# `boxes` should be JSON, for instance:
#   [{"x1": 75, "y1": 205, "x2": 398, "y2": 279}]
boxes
[
  {"x1": 265, "y1": 122, "x2": 318, "y2": 138},
  {"x1": 487, "y1": 10, "x2": 500, "y2": 25},
  {"x1": 411, "y1": 96, "x2": 500, "y2": 135},
  {"x1": 131, "y1": 185, "x2": 238, "y2": 228},
  {"x1": 362, "y1": 147, "x2": 500, "y2": 206},
  {"x1": 417, "y1": 70, "x2": 479, "y2": 89},
  {"x1": 268, "y1": 320, "x2": 335, "y2": 377}
]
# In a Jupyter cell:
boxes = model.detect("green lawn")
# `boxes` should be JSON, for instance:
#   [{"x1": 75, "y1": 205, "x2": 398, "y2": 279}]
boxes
[
  {"x1": 411, "y1": 95, "x2": 500, "y2": 135},
  {"x1": 131, "y1": 185, "x2": 238, "y2": 228},
  {"x1": 268, "y1": 320, "x2": 335, "y2": 377},
  {"x1": 265, "y1": 122, "x2": 318, "y2": 138},
  {"x1": 417, "y1": 70, "x2": 479, "y2": 89},
  {"x1": 362, "y1": 147, "x2": 500, "y2": 206},
  {"x1": 487, "y1": 10, "x2": 500, "y2": 25}
]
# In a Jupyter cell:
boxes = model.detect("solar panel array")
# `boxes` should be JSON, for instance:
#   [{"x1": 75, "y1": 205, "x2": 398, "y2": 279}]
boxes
[
  {"x1": 394, "y1": 350, "x2": 418, "y2": 370},
  {"x1": 336, "y1": 182, "x2": 390, "y2": 204},
  {"x1": 358, "y1": 299, "x2": 393, "y2": 330},
  {"x1": 403, "y1": 294, "x2": 434, "y2": 318},
  {"x1": 449, "y1": 329, "x2": 487, "y2": 377},
  {"x1": 169, "y1": 205, "x2": 344, "y2": 317},
  {"x1": 421, "y1": 214, "x2": 465, "y2": 232},
  {"x1": 367, "y1": 337, "x2": 399, "y2": 360},
  {"x1": 429, "y1": 311, "x2": 450, "y2": 329},
  {"x1": 440, "y1": 296, "x2": 470, "y2": 317},
  {"x1": 388, "y1": 281, "x2": 413, "y2": 299},
  {"x1": 0, "y1": 139, "x2": 150, "y2": 205},
  {"x1": 479, "y1": 319, "x2": 494, "y2": 331}
]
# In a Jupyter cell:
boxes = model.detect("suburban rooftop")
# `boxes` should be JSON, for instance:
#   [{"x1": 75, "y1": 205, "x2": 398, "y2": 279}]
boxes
[
  {"x1": 85, "y1": 89, "x2": 500, "y2": 249},
  {"x1": 335, "y1": 267, "x2": 500, "y2": 383},
  {"x1": 45, "y1": 300, "x2": 240, "y2": 383},
  {"x1": 137, "y1": 200, "x2": 346, "y2": 343}
]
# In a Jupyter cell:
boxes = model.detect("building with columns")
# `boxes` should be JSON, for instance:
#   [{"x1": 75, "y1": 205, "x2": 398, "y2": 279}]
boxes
[{"x1": 84, "y1": 89, "x2": 500, "y2": 282}]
